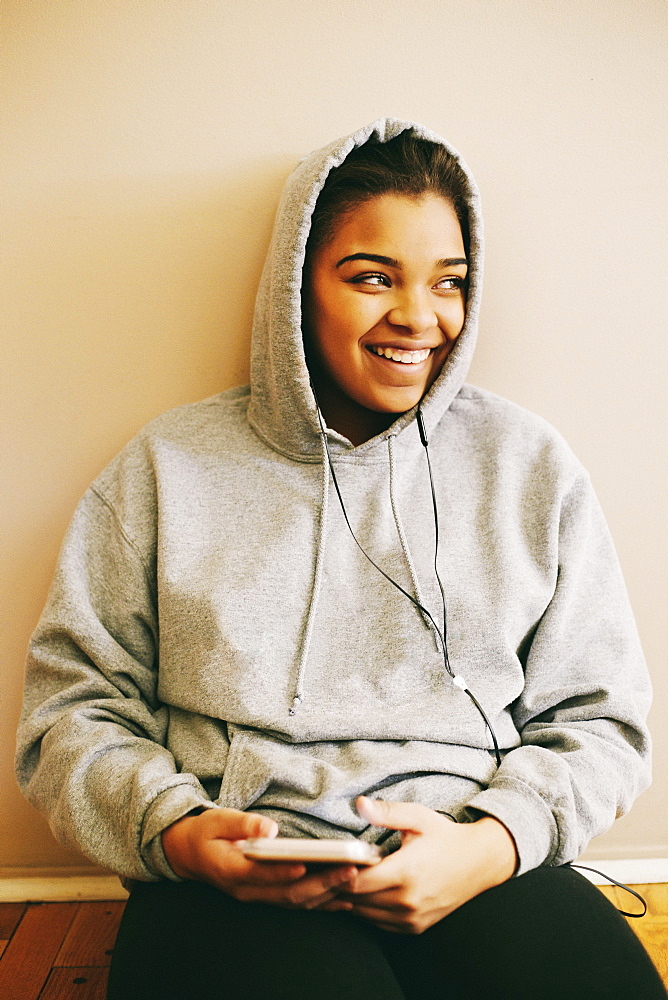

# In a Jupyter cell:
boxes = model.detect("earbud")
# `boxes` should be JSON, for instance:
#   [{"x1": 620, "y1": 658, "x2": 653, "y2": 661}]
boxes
[{"x1": 416, "y1": 406, "x2": 429, "y2": 448}]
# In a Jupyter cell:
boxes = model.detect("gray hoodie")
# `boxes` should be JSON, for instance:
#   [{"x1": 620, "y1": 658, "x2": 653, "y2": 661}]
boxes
[{"x1": 16, "y1": 119, "x2": 652, "y2": 882}]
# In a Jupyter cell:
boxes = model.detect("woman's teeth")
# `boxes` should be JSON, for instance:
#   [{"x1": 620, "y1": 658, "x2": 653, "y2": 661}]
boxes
[{"x1": 368, "y1": 346, "x2": 432, "y2": 364}]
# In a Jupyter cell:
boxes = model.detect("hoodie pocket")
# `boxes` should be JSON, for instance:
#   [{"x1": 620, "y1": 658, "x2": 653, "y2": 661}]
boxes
[{"x1": 215, "y1": 726, "x2": 274, "y2": 811}]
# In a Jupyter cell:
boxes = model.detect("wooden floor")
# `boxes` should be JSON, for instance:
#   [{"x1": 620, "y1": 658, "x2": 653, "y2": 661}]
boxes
[
  {"x1": 0, "y1": 885, "x2": 665, "y2": 999},
  {"x1": 598, "y1": 882, "x2": 668, "y2": 988},
  {"x1": 0, "y1": 900, "x2": 123, "y2": 1000}
]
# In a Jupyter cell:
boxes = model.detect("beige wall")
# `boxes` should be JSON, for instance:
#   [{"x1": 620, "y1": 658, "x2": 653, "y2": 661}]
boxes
[{"x1": 2, "y1": 0, "x2": 666, "y2": 873}]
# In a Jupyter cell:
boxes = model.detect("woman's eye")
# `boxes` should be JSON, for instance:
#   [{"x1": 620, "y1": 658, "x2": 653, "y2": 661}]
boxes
[
  {"x1": 349, "y1": 273, "x2": 391, "y2": 287},
  {"x1": 435, "y1": 276, "x2": 465, "y2": 291}
]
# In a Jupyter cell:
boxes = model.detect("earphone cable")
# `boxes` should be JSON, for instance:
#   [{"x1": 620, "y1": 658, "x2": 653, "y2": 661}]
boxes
[
  {"x1": 315, "y1": 404, "x2": 501, "y2": 767},
  {"x1": 316, "y1": 410, "x2": 444, "y2": 637}
]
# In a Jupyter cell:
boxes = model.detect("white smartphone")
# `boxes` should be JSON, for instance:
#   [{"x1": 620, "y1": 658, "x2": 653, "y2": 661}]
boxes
[{"x1": 241, "y1": 838, "x2": 383, "y2": 866}]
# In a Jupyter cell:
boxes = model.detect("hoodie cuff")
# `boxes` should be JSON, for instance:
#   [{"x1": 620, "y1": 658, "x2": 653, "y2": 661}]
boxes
[
  {"x1": 462, "y1": 777, "x2": 559, "y2": 876},
  {"x1": 141, "y1": 784, "x2": 217, "y2": 881}
]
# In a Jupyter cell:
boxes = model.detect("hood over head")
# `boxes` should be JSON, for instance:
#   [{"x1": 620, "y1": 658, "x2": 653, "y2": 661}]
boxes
[{"x1": 247, "y1": 118, "x2": 483, "y2": 461}]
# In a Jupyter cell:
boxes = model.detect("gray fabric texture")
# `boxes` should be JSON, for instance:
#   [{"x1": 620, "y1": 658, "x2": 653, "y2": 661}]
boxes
[{"x1": 16, "y1": 119, "x2": 651, "y2": 882}]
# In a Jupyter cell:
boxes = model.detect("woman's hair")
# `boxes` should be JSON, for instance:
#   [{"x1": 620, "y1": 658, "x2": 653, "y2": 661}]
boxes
[{"x1": 305, "y1": 131, "x2": 471, "y2": 259}]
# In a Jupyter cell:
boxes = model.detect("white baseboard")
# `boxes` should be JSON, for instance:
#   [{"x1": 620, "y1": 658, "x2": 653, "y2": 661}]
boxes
[
  {"x1": 572, "y1": 857, "x2": 668, "y2": 885},
  {"x1": 0, "y1": 876, "x2": 128, "y2": 902},
  {"x1": 0, "y1": 858, "x2": 666, "y2": 902}
]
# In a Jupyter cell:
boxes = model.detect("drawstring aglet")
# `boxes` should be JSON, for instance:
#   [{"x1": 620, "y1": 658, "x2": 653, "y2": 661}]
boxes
[{"x1": 289, "y1": 694, "x2": 302, "y2": 716}]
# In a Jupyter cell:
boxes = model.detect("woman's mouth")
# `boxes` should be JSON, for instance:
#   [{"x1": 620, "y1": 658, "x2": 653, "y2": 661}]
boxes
[{"x1": 366, "y1": 345, "x2": 433, "y2": 365}]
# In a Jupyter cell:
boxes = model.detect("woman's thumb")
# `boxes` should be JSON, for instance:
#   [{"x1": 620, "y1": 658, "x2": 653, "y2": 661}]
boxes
[
  {"x1": 212, "y1": 808, "x2": 278, "y2": 840},
  {"x1": 356, "y1": 795, "x2": 433, "y2": 833}
]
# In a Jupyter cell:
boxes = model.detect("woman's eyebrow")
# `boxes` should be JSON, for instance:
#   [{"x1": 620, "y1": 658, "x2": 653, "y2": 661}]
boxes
[
  {"x1": 335, "y1": 253, "x2": 468, "y2": 269},
  {"x1": 437, "y1": 257, "x2": 468, "y2": 269},
  {"x1": 335, "y1": 253, "x2": 399, "y2": 268}
]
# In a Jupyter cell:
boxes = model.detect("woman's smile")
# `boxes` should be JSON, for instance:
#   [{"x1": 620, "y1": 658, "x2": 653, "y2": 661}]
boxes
[
  {"x1": 366, "y1": 344, "x2": 433, "y2": 364},
  {"x1": 303, "y1": 192, "x2": 467, "y2": 444}
]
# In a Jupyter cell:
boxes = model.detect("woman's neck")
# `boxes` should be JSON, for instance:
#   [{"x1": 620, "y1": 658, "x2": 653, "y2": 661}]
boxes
[{"x1": 309, "y1": 372, "x2": 399, "y2": 446}]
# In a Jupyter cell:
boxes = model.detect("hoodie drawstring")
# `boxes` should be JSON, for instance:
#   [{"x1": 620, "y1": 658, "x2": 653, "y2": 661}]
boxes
[
  {"x1": 388, "y1": 434, "x2": 443, "y2": 653},
  {"x1": 289, "y1": 449, "x2": 330, "y2": 715},
  {"x1": 291, "y1": 431, "x2": 446, "y2": 714}
]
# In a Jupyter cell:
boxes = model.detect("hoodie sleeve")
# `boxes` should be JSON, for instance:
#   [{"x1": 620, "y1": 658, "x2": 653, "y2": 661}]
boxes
[
  {"x1": 15, "y1": 480, "x2": 216, "y2": 881},
  {"x1": 463, "y1": 471, "x2": 652, "y2": 875}
]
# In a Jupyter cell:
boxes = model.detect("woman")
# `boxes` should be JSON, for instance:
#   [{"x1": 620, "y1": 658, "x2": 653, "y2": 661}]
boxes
[{"x1": 16, "y1": 120, "x2": 664, "y2": 998}]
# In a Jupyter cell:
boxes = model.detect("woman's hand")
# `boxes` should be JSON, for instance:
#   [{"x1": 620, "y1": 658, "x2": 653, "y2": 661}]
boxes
[
  {"x1": 322, "y1": 796, "x2": 518, "y2": 934},
  {"x1": 161, "y1": 807, "x2": 357, "y2": 910}
]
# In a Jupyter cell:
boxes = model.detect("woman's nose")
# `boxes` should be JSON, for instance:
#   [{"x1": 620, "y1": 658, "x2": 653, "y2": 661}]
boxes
[{"x1": 386, "y1": 290, "x2": 436, "y2": 334}]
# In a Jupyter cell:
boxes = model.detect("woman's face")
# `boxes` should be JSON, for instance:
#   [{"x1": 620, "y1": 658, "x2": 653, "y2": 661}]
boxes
[{"x1": 303, "y1": 192, "x2": 467, "y2": 444}]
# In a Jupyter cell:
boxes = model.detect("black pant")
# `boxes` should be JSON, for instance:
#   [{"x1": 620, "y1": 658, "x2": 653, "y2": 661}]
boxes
[{"x1": 107, "y1": 866, "x2": 665, "y2": 999}]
